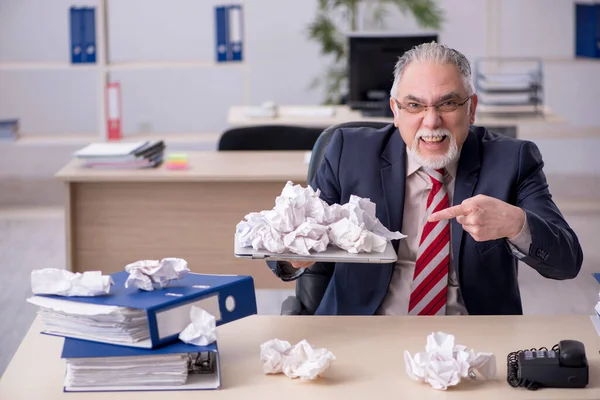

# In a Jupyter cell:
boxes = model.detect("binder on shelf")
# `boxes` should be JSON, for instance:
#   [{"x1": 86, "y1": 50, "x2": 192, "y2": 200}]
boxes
[
  {"x1": 228, "y1": 5, "x2": 244, "y2": 61},
  {"x1": 215, "y1": 5, "x2": 244, "y2": 62},
  {"x1": 61, "y1": 337, "x2": 221, "y2": 392},
  {"x1": 575, "y1": 3, "x2": 600, "y2": 59},
  {"x1": 69, "y1": 7, "x2": 96, "y2": 64},
  {"x1": 0, "y1": 119, "x2": 19, "y2": 141},
  {"x1": 82, "y1": 7, "x2": 97, "y2": 63},
  {"x1": 28, "y1": 271, "x2": 257, "y2": 349},
  {"x1": 106, "y1": 82, "x2": 122, "y2": 140},
  {"x1": 215, "y1": 6, "x2": 228, "y2": 62},
  {"x1": 69, "y1": 7, "x2": 83, "y2": 63}
]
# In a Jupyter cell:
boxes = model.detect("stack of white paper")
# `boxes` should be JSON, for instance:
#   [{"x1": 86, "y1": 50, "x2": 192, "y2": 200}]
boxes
[
  {"x1": 28, "y1": 296, "x2": 150, "y2": 346},
  {"x1": 65, "y1": 354, "x2": 189, "y2": 388}
]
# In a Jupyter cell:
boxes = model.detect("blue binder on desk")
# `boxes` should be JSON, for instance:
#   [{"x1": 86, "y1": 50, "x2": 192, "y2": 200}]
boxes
[
  {"x1": 61, "y1": 337, "x2": 221, "y2": 392},
  {"x1": 29, "y1": 271, "x2": 257, "y2": 349}
]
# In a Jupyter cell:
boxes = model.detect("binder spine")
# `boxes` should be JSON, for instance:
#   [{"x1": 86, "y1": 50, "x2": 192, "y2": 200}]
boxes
[
  {"x1": 215, "y1": 6, "x2": 228, "y2": 62},
  {"x1": 70, "y1": 7, "x2": 83, "y2": 63},
  {"x1": 150, "y1": 277, "x2": 257, "y2": 348},
  {"x1": 70, "y1": 7, "x2": 96, "y2": 64},
  {"x1": 228, "y1": 5, "x2": 243, "y2": 61},
  {"x1": 106, "y1": 82, "x2": 122, "y2": 140},
  {"x1": 82, "y1": 7, "x2": 97, "y2": 63}
]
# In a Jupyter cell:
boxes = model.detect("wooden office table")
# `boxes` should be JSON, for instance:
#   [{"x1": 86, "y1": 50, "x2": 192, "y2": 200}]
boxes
[
  {"x1": 2, "y1": 315, "x2": 600, "y2": 399},
  {"x1": 55, "y1": 151, "x2": 309, "y2": 289},
  {"x1": 227, "y1": 105, "x2": 566, "y2": 132}
]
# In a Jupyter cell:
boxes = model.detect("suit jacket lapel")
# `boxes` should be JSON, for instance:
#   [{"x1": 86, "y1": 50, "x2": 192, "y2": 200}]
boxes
[
  {"x1": 380, "y1": 130, "x2": 406, "y2": 253},
  {"x1": 451, "y1": 129, "x2": 481, "y2": 279}
]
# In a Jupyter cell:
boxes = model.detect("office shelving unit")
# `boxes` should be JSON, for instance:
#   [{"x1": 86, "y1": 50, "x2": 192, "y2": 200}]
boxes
[
  {"x1": 0, "y1": 0, "x2": 247, "y2": 144},
  {"x1": 474, "y1": 57, "x2": 544, "y2": 116}
]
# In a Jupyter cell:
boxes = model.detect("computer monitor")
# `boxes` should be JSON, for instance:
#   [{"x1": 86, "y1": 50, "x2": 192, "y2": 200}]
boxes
[{"x1": 348, "y1": 34, "x2": 438, "y2": 116}]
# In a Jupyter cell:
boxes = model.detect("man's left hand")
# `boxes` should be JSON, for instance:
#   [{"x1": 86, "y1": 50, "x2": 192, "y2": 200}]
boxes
[{"x1": 428, "y1": 194, "x2": 526, "y2": 242}]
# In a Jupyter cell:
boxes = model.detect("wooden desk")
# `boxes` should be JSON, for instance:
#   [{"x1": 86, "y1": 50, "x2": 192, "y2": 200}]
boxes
[
  {"x1": 227, "y1": 105, "x2": 566, "y2": 132},
  {"x1": 2, "y1": 315, "x2": 600, "y2": 399},
  {"x1": 55, "y1": 151, "x2": 309, "y2": 289}
]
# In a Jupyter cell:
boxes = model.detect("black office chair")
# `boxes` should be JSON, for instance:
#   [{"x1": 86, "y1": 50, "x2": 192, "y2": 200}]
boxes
[
  {"x1": 217, "y1": 125, "x2": 325, "y2": 151},
  {"x1": 280, "y1": 120, "x2": 391, "y2": 315}
]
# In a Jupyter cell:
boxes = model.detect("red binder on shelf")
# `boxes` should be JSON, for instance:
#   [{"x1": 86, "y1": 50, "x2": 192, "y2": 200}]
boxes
[{"x1": 106, "y1": 82, "x2": 122, "y2": 141}]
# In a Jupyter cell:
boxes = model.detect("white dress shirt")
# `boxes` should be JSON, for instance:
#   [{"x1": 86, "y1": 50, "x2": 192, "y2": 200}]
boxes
[{"x1": 376, "y1": 148, "x2": 532, "y2": 315}]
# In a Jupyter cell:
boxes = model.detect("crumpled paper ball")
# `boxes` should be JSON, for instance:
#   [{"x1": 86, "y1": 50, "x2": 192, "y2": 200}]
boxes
[
  {"x1": 260, "y1": 339, "x2": 336, "y2": 380},
  {"x1": 124, "y1": 257, "x2": 190, "y2": 291},
  {"x1": 30, "y1": 268, "x2": 113, "y2": 297},
  {"x1": 236, "y1": 181, "x2": 405, "y2": 255},
  {"x1": 178, "y1": 306, "x2": 217, "y2": 346},
  {"x1": 404, "y1": 331, "x2": 496, "y2": 390}
]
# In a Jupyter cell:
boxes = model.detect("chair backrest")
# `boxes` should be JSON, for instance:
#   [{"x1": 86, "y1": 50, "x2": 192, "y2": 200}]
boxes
[
  {"x1": 307, "y1": 121, "x2": 391, "y2": 183},
  {"x1": 296, "y1": 120, "x2": 391, "y2": 315},
  {"x1": 218, "y1": 125, "x2": 325, "y2": 151}
]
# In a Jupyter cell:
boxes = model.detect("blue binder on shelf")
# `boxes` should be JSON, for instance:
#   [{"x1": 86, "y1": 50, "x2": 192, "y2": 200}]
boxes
[
  {"x1": 29, "y1": 271, "x2": 257, "y2": 349},
  {"x1": 215, "y1": 5, "x2": 244, "y2": 62},
  {"x1": 61, "y1": 337, "x2": 221, "y2": 392},
  {"x1": 215, "y1": 6, "x2": 228, "y2": 62},
  {"x1": 70, "y1": 7, "x2": 96, "y2": 63},
  {"x1": 575, "y1": 3, "x2": 600, "y2": 58}
]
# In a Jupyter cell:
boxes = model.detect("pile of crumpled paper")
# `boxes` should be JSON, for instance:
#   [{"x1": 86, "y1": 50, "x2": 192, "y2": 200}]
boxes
[{"x1": 236, "y1": 181, "x2": 405, "y2": 255}]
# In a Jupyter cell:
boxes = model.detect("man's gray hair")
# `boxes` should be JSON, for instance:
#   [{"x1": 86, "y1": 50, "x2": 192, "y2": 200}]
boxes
[{"x1": 389, "y1": 42, "x2": 475, "y2": 98}]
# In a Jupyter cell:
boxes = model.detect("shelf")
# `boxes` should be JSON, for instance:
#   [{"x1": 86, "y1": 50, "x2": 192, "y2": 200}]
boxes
[
  {"x1": 0, "y1": 134, "x2": 100, "y2": 146},
  {"x1": 0, "y1": 133, "x2": 222, "y2": 147},
  {"x1": 107, "y1": 61, "x2": 244, "y2": 71},
  {"x1": 542, "y1": 57, "x2": 600, "y2": 64},
  {"x1": 0, "y1": 62, "x2": 99, "y2": 71},
  {"x1": 124, "y1": 132, "x2": 221, "y2": 145}
]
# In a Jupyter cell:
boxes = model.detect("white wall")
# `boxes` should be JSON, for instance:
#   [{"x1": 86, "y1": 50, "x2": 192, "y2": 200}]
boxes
[{"x1": 0, "y1": 0, "x2": 598, "y2": 175}]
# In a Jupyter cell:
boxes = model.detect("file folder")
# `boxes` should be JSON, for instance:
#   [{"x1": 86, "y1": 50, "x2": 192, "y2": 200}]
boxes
[
  {"x1": 575, "y1": 3, "x2": 600, "y2": 58},
  {"x1": 61, "y1": 337, "x2": 221, "y2": 392},
  {"x1": 69, "y1": 7, "x2": 83, "y2": 63},
  {"x1": 29, "y1": 271, "x2": 257, "y2": 348},
  {"x1": 228, "y1": 5, "x2": 243, "y2": 61},
  {"x1": 215, "y1": 6, "x2": 228, "y2": 62},
  {"x1": 69, "y1": 7, "x2": 96, "y2": 64},
  {"x1": 106, "y1": 82, "x2": 122, "y2": 140},
  {"x1": 82, "y1": 7, "x2": 97, "y2": 63},
  {"x1": 215, "y1": 4, "x2": 244, "y2": 62}
]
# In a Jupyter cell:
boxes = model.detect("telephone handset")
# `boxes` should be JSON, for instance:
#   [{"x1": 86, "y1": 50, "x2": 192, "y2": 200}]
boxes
[{"x1": 507, "y1": 340, "x2": 589, "y2": 390}]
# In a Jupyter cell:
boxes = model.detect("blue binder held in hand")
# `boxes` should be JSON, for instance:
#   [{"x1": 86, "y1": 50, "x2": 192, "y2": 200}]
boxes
[
  {"x1": 61, "y1": 337, "x2": 222, "y2": 392},
  {"x1": 29, "y1": 271, "x2": 257, "y2": 349}
]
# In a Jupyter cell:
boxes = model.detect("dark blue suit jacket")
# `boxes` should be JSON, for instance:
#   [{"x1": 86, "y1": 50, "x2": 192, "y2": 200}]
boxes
[{"x1": 269, "y1": 124, "x2": 583, "y2": 315}]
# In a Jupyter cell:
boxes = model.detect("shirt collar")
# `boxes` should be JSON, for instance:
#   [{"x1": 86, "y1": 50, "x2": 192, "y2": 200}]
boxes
[{"x1": 405, "y1": 146, "x2": 461, "y2": 180}]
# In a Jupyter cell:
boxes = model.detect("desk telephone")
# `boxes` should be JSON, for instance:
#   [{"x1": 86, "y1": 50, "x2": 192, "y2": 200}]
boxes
[{"x1": 507, "y1": 340, "x2": 589, "y2": 390}]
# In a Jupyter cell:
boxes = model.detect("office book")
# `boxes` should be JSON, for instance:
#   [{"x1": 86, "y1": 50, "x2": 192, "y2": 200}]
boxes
[
  {"x1": 27, "y1": 271, "x2": 257, "y2": 348},
  {"x1": 61, "y1": 337, "x2": 221, "y2": 392}
]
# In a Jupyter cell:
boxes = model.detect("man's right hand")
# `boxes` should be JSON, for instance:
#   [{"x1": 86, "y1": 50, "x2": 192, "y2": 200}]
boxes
[{"x1": 289, "y1": 261, "x2": 314, "y2": 269}]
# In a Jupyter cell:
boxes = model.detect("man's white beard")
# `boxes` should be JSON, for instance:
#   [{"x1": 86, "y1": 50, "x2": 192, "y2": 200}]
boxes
[{"x1": 408, "y1": 128, "x2": 459, "y2": 170}]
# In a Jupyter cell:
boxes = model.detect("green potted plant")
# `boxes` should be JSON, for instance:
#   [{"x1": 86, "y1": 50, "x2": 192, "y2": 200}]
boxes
[{"x1": 308, "y1": 0, "x2": 444, "y2": 104}]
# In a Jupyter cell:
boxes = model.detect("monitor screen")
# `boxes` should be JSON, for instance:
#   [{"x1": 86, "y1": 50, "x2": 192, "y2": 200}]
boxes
[{"x1": 348, "y1": 34, "x2": 439, "y2": 112}]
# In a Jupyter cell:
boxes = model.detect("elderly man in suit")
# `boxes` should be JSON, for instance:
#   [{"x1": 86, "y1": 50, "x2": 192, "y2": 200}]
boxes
[{"x1": 267, "y1": 42, "x2": 583, "y2": 316}]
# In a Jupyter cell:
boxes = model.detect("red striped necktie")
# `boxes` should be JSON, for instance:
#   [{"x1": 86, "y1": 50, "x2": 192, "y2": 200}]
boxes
[{"x1": 408, "y1": 168, "x2": 450, "y2": 316}]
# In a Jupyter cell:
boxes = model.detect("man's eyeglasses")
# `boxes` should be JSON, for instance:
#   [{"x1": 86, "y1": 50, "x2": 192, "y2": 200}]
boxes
[{"x1": 393, "y1": 96, "x2": 471, "y2": 115}]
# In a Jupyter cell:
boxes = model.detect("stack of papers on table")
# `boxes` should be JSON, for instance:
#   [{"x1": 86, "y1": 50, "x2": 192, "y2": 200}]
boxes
[
  {"x1": 73, "y1": 140, "x2": 165, "y2": 169},
  {"x1": 62, "y1": 337, "x2": 220, "y2": 392},
  {"x1": 28, "y1": 296, "x2": 150, "y2": 346}
]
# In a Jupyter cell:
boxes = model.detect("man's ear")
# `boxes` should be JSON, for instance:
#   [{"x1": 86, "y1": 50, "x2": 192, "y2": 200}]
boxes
[
  {"x1": 469, "y1": 94, "x2": 478, "y2": 124},
  {"x1": 389, "y1": 98, "x2": 399, "y2": 127}
]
